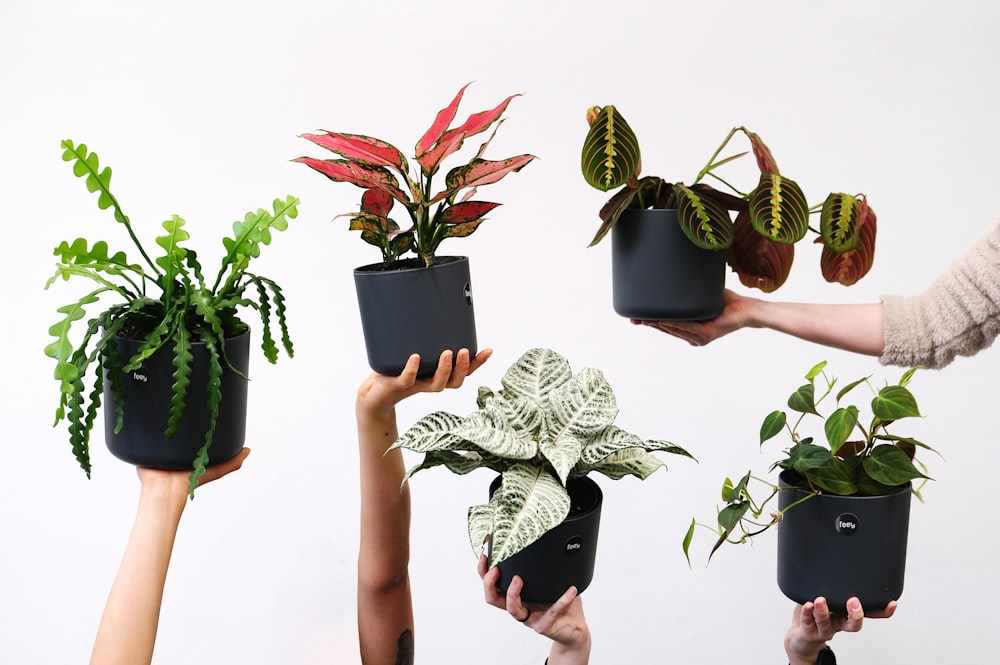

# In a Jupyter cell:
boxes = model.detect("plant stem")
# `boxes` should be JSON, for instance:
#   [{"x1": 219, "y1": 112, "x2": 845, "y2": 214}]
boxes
[{"x1": 693, "y1": 127, "x2": 739, "y2": 185}]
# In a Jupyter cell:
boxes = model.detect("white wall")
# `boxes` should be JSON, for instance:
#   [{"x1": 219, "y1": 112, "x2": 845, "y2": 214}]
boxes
[{"x1": 3, "y1": 0, "x2": 998, "y2": 662}]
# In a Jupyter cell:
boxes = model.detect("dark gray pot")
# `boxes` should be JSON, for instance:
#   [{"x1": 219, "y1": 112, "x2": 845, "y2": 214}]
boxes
[
  {"x1": 354, "y1": 256, "x2": 477, "y2": 377},
  {"x1": 488, "y1": 475, "x2": 603, "y2": 605},
  {"x1": 611, "y1": 209, "x2": 727, "y2": 320},
  {"x1": 103, "y1": 328, "x2": 251, "y2": 470},
  {"x1": 777, "y1": 470, "x2": 912, "y2": 613}
]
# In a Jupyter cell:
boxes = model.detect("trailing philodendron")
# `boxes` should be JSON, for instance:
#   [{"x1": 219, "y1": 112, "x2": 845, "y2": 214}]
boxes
[
  {"x1": 391, "y1": 348, "x2": 694, "y2": 570},
  {"x1": 581, "y1": 106, "x2": 878, "y2": 292},
  {"x1": 295, "y1": 83, "x2": 535, "y2": 267},
  {"x1": 45, "y1": 139, "x2": 299, "y2": 492},
  {"x1": 683, "y1": 360, "x2": 932, "y2": 565}
]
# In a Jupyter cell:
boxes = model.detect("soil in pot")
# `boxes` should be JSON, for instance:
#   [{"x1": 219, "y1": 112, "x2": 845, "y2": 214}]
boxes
[
  {"x1": 776, "y1": 470, "x2": 912, "y2": 613},
  {"x1": 488, "y1": 475, "x2": 603, "y2": 605},
  {"x1": 354, "y1": 256, "x2": 477, "y2": 377},
  {"x1": 103, "y1": 326, "x2": 251, "y2": 470}
]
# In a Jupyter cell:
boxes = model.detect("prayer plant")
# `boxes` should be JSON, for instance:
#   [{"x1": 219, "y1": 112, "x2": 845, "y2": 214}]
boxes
[
  {"x1": 391, "y1": 348, "x2": 694, "y2": 568},
  {"x1": 295, "y1": 83, "x2": 535, "y2": 267},
  {"x1": 682, "y1": 361, "x2": 932, "y2": 565},
  {"x1": 45, "y1": 139, "x2": 299, "y2": 490},
  {"x1": 581, "y1": 106, "x2": 878, "y2": 292}
]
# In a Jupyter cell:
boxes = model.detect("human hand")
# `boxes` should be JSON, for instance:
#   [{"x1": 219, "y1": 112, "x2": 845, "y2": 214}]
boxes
[
  {"x1": 356, "y1": 348, "x2": 492, "y2": 422},
  {"x1": 136, "y1": 447, "x2": 251, "y2": 499},
  {"x1": 784, "y1": 596, "x2": 897, "y2": 665},
  {"x1": 630, "y1": 289, "x2": 756, "y2": 346},
  {"x1": 478, "y1": 555, "x2": 591, "y2": 663}
]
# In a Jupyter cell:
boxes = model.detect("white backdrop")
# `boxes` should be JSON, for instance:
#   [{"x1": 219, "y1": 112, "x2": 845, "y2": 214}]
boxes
[{"x1": 3, "y1": 0, "x2": 999, "y2": 662}]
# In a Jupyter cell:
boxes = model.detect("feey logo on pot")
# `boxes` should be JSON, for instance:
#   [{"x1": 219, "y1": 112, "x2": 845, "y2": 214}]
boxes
[
  {"x1": 835, "y1": 513, "x2": 859, "y2": 536},
  {"x1": 564, "y1": 536, "x2": 584, "y2": 556}
]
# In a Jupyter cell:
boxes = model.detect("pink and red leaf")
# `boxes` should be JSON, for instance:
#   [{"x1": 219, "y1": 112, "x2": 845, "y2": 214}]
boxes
[
  {"x1": 439, "y1": 201, "x2": 501, "y2": 225},
  {"x1": 293, "y1": 157, "x2": 409, "y2": 205},
  {"x1": 436, "y1": 155, "x2": 535, "y2": 202},
  {"x1": 416, "y1": 84, "x2": 470, "y2": 159},
  {"x1": 300, "y1": 133, "x2": 408, "y2": 173},
  {"x1": 417, "y1": 94, "x2": 523, "y2": 175}
]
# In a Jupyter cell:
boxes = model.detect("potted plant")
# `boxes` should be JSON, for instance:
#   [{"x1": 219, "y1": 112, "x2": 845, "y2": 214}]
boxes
[
  {"x1": 390, "y1": 347, "x2": 694, "y2": 603},
  {"x1": 580, "y1": 105, "x2": 878, "y2": 320},
  {"x1": 45, "y1": 139, "x2": 299, "y2": 494},
  {"x1": 295, "y1": 84, "x2": 535, "y2": 377},
  {"x1": 682, "y1": 361, "x2": 932, "y2": 612}
]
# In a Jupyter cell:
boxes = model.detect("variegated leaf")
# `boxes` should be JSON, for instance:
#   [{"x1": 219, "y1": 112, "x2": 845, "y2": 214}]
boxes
[
  {"x1": 292, "y1": 157, "x2": 409, "y2": 204},
  {"x1": 675, "y1": 183, "x2": 735, "y2": 250},
  {"x1": 488, "y1": 464, "x2": 571, "y2": 567},
  {"x1": 468, "y1": 502, "x2": 494, "y2": 558},
  {"x1": 483, "y1": 393, "x2": 543, "y2": 437},
  {"x1": 418, "y1": 93, "x2": 522, "y2": 176},
  {"x1": 580, "y1": 425, "x2": 645, "y2": 465},
  {"x1": 588, "y1": 448, "x2": 666, "y2": 480},
  {"x1": 436, "y1": 155, "x2": 535, "y2": 202},
  {"x1": 439, "y1": 201, "x2": 501, "y2": 224},
  {"x1": 416, "y1": 84, "x2": 470, "y2": 159},
  {"x1": 580, "y1": 105, "x2": 641, "y2": 192},
  {"x1": 743, "y1": 128, "x2": 780, "y2": 174},
  {"x1": 748, "y1": 173, "x2": 810, "y2": 244},
  {"x1": 300, "y1": 132, "x2": 408, "y2": 174},
  {"x1": 821, "y1": 196, "x2": 877, "y2": 286},
  {"x1": 390, "y1": 411, "x2": 466, "y2": 452},
  {"x1": 727, "y1": 209, "x2": 795, "y2": 292},
  {"x1": 820, "y1": 193, "x2": 861, "y2": 253},
  {"x1": 500, "y1": 348, "x2": 573, "y2": 406},
  {"x1": 547, "y1": 367, "x2": 618, "y2": 439},
  {"x1": 452, "y1": 406, "x2": 537, "y2": 459},
  {"x1": 361, "y1": 188, "x2": 393, "y2": 216},
  {"x1": 540, "y1": 432, "x2": 584, "y2": 485}
]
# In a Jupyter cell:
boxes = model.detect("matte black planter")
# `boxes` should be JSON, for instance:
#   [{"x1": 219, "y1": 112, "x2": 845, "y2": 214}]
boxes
[
  {"x1": 611, "y1": 209, "x2": 727, "y2": 321},
  {"x1": 354, "y1": 256, "x2": 477, "y2": 377},
  {"x1": 488, "y1": 475, "x2": 603, "y2": 605},
  {"x1": 103, "y1": 328, "x2": 251, "y2": 470},
  {"x1": 777, "y1": 471, "x2": 912, "y2": 613}
]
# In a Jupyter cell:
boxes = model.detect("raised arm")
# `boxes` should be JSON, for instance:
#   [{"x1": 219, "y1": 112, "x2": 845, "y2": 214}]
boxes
[
  {"x1": 90, "y1": 449, "x2": 249, "y2": 665},
  {"x1": 356, "y1": 348, "x2": 491, "y2": 665}
]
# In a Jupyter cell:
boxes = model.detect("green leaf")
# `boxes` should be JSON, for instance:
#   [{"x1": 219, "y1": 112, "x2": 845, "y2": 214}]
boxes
[
  {"x1": 787, "y1": 384, "x2": 819, "y2": 415},
  {"x1": 760, "y1": 410, "x2": 786, "y2": 444},
  {"x1": 824, "y1": 406, "x2": 859, "y2": 455},
  {"x1": 863, "y1": 445, "x2": 928, "y2": 486},
  {"x1": 805, "y1": 457, "x2": 857, "y2": 495},
  {"x1": 820, "y1": 193, "x2": 861, "y2": 253},
  {"x1": 586, "y1": 447, "x2": 666, "y2": 480},
  {"x1": 787, "y1": 443, "x2": 834, "y2": 474},
  {"x1": 804, "y1": 361, "x2": 827, "y2": 381},
  {"x1": 872, "y1": 385, "x2": 921, "y2": 420},
  {"x1": 682, "y1": 518, "x2": 696, "y2": 568},
  {"x1": 165, "y1": 325, "x2": 193, "y2": 439},
  {"x1": 188, "y1": 331, "x2": 223, "y2": 497},
  {"x1": 835, "y1": 376, "x2": 868, "y2": 402}
]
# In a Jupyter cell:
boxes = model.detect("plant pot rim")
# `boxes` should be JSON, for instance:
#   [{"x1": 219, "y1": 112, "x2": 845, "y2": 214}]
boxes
[
  {"x1": 354, "y1": 255, "x2": 469, "y2": 274},
  {"x1": 112, "y1": 321, "x2": 251, "y2": 344},
  {"x1": 777, "y1": 469, "x2": 912, "y2": 498}
]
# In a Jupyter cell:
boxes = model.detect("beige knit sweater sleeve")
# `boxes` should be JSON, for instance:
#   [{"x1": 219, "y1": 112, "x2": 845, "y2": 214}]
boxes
[{"x1": 880, "y1": 220, "x2": 1000, "y2": 369}]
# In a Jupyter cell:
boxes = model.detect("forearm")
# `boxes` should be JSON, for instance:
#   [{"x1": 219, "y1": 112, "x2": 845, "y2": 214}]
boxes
[
  {"x1": 547, "y1": 629, "x2": 591, "y2": 665},
  {"x1": 749, "y1": 300, "x2": 885, "y2": 357},
  {"x1": 90, "y1": 481, "x2": 186, "y2": 665},
  {"x1": 356, "y1": 403, "x2": 415, "y2": 665}
]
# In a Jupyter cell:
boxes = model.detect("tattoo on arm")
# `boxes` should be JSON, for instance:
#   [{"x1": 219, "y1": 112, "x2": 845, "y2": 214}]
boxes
[{"x1": 394, "y1": 629, "x2": 414, "y2": 665}]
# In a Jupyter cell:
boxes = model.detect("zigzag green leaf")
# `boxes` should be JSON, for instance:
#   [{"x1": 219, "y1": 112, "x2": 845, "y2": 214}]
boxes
[
  {"x1": 188, "y1": 331, "x2": 223, "y2": 497},
  {"x1": 165, "y1": 325, "x2": 193, "y2": 439}
]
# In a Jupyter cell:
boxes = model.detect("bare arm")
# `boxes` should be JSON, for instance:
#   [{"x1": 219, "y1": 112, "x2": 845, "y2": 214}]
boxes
[
  {"x1": 356, "y1": 349, "x2": 491, "y2": 665},
  {"x1": 90, "y1": 449, "x2": 249, "y2": 665},
  {"x1": 633, "y1": 289, "x2": 885, "y2": 357}
]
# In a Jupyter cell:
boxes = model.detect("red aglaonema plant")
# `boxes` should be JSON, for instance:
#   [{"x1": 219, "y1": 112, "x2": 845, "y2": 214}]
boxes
[
  {"x1": 580, "y1": 106, "x2": 877, "y2": 292},
  {"x1": 296, "y1": 85, "x2": 535, "y2": 267}
]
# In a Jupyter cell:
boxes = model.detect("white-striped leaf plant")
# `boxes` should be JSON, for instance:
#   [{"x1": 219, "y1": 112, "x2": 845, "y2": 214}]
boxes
[
  {"x1": 581, "y1": 105, "x2": 878, "y2": 292},
  {"x1": 682, "y1": 361, "x2": 933, "y2": 566},
  {"x1": 45, "y1": 140, "x2": 299, "y2": 493},
  {"x1": 391, "y1": 348, "x2": 694, "y2": 568},
  {"x1": 295, "y1": 83, "x2": 535, "y2": 268}
]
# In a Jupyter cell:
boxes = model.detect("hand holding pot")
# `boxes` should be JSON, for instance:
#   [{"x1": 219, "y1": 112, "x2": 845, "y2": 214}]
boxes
[
  {"x1": 784, "y1": 596, "x2": 898, "y2": 665},
  {"x1": 478, "y1": 555, "x2": 592, "y2": 665}
]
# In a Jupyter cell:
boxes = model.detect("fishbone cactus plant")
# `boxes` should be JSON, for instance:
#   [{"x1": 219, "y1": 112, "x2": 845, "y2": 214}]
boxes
[
  {"x1": 45, "y1": 139, "x2": 299, "y2": 492},
  {"x1": 581, "y1": 106, "x2": 878, "y2": 292},
  {"x1": 391, "y1": 348, "x2": 693, "y2": 568},
  {"x1": 295, "y1": 83, "x2": 535, "y2": 267}
]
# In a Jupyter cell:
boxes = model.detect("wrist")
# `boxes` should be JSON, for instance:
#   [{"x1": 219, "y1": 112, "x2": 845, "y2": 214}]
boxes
[
  {"x1": 785, "y1": 641, "x2": 829, "y2": 665},
  {"x1": 548, "y1": 628, "x2": 591, "y2": 665}
]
